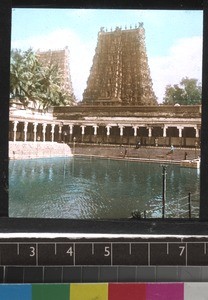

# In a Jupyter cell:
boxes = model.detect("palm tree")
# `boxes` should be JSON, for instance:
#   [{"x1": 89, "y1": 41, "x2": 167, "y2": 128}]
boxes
[{"x1": 10, "y1": 48, "x2": 75, "y2": 109}]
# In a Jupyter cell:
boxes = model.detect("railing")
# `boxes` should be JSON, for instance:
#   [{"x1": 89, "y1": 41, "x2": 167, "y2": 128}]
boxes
[{"x1": 131, "y1": 192, "x2": 200, "y2": 219}]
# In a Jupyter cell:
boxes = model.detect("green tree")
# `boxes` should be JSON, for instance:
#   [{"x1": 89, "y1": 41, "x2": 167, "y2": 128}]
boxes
[
  {"x1": 163, "y1": 77, "x2": 202, "y2": 105},
  {"x1": 10, "y1": 48, "x2": 75, "y2": 109}
]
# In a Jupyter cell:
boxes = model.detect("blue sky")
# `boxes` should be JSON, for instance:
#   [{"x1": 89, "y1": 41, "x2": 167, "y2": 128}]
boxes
[{"x1": 11, "y1": 9, "x2": 203, "y2": 102}]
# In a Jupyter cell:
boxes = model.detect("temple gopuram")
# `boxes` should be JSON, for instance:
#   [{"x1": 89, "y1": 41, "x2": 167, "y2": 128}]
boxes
[
  {"x1": 9, "y1": 25, "x2": 201, "y2": 150},
  {"x1": 37, "y1": 47, "x2": 75, "y2": 104},
  {"x1": 83, "y1": 24, "x2": 157, "y2": 106}
]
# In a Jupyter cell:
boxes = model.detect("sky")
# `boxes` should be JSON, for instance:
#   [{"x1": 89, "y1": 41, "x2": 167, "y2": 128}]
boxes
[{"x1": 11, "y1": 9, "x2": 203, "y2": 103}]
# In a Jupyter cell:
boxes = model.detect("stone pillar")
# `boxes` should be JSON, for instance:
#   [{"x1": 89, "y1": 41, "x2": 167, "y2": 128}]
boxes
[
  {"x1": 194, "y1": 125, "x2": 200, "y2": 157},
  {"x1": 23, "y1": 121, "x2": 28, "y2": 142},
  {"x1": 163, "y1": 125, "x2": 167, "y2": 137},
  {"x1": 118, "y1": 125, "x2": 124, "y2": 144},
  {"x1": 147, "y1": 126, "x2": 152, "y2": 137},
  {"x1": 162, "y1": 125, "x2": 167, "y2": 146},
  {"x1": 177, "y1": 126, "x2": 183, "y2": 138},
  {"x1": 194, "y1": 126, "x2": 200, "y2": 138},
  {"x1": 118, "y1": 125, "x2": 124, "y2": 136},
  {"x1": 33, "y1": 122, "x2": 38, "y2": 142},
  {"x1": 177, "y1": 126, "x2": 184, "y2": 147},
  {"x1": 13, "y1": 121, "x2": 18, "y2": 142},
  {"x1": 58, "y1": 124, "x2": 63, "y2": 142},
  {"x1": 69, "y1": 125, "x2": 74, "y2": 142},
  {"x1": 106, "y1": 125, "x2": 111, "y2": 143},
  {"x1": 81, "y1": 125, "x2": 86, "y2": 142},
  {"x1": 42, "y1": 123, "x2": 47, "y2": 142},
  {"x1": 147, "y1": 126, "x2": 152, "y2": 146},
  {"x1": 106, "y1": 125, "x2": 111, "y2": 136},
  {"x1": 133, "y1": 126, "x2": 138, "y2": 137},
  {"x1": 81, "y1": 125, "x2": 86, "y2": 135},
  {"x1": 51, "y1": 124, "x2": 55, "y2": 142},
  {"x1": 93, "y1": 125, "x2": 98, "y2": 135},
  {"x1": 93, "y1": 125, "x2": 98, "y2": 143}
]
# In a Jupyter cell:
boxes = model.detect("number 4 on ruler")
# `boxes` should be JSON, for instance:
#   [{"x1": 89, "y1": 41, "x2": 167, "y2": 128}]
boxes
[{"x1": 66, "y1": 247, "x2": 73, "y2": 256}]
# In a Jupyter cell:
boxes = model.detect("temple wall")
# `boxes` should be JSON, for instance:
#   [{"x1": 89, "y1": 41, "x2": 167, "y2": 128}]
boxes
[
  {"x1": 9, "y1": 141, "x2": 73, "y2": 160},
  {"x1": 53, "y1": 105, "x2": 201, "y2": 119}
]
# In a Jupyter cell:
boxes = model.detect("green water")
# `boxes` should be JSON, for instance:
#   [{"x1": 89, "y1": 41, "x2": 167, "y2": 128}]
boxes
[{"x1": 9, "y1": 157, "x2": 200, "y2": 219}]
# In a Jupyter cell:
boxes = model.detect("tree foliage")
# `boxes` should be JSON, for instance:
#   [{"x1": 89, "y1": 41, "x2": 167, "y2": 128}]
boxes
[
  {"x1": 163, "y1": 77, "x2": 202, "y2": 105},
  {"x1": 10, "y1": 48, "x2": 75, "y2": 109}
]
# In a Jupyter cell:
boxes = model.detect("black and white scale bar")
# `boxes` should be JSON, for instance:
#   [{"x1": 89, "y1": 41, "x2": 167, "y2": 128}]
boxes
[{"x1": 0, "y1": 241, "x2": 208, "y2": 266}]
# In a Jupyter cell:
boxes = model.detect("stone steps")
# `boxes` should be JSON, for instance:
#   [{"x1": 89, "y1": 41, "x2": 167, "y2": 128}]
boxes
[{"x1": 73, "y1": 144, "x2": 200, "y2": 162}]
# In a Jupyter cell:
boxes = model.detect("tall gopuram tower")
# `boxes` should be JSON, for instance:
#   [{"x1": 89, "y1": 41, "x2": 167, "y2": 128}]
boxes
[{"x1": 83, "y1": 24, "x2": 157, "y2": 106}]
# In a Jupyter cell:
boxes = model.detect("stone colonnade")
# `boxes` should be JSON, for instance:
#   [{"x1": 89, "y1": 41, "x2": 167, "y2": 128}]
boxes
[
  {"x1": 10, "y1": 120, "x2": 201, "y2": 147},
  {"x1": 11, "y1": 120, "x2": 62, "y2": 143}
]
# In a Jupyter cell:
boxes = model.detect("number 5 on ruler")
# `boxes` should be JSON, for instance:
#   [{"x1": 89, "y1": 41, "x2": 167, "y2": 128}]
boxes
[{"x1": 104, "y1": 246, "x2": 110, "y2": 257}]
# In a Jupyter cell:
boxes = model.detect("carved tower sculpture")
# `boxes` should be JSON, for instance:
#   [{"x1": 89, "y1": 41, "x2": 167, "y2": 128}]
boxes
[
  {"x1": 83, "y1": 24, "x2": 157, "y2": 106},
  {"x1": 37, "y1": 47, "x2": 75, "y2": 104}
]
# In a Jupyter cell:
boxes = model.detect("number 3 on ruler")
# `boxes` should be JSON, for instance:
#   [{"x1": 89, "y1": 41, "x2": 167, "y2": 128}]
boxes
[
  {"x1": 179, "y1": 246, "x2": 185, "y2": 256},
  {"x1": 29, "y1": 247, "x2": 36, "y2": 257}
]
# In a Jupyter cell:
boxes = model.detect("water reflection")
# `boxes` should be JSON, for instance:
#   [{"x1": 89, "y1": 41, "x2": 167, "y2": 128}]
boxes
[{"x1": 9, "y1": 157, "x2": 200, "y2": 219}]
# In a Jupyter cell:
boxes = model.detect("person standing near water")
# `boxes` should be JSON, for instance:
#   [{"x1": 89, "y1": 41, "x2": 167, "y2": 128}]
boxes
[
  {"x1": 166, "y1": 144, "x2": 174, "y2": 157},
  {"x1": 123, "y1": 148, "x2": 127, "y2": 158}
]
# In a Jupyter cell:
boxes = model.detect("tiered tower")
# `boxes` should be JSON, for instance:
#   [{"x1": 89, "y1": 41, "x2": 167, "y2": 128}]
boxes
[
  {"x1": 37, "y1": 47, "x2": 75, "y2": 103},
  {"x1": 83, "y1": 24, "x2": 157, "y2": 106}
]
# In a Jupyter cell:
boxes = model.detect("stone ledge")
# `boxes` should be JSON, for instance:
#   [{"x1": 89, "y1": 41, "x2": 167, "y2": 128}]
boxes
[{"x1": 9, "y1": 141, "x2": 73, "y2": 160}]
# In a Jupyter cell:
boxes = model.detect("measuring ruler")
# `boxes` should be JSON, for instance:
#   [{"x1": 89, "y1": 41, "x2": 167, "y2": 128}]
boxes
[{"x1": 0, "y1": 236, "x2": 208, "y2": 267}]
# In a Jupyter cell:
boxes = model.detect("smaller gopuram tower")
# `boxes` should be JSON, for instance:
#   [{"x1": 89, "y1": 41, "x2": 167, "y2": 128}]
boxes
[
  {"x1": 37, "y1": 47, "x2": 75, "y2": 104},
  {"x1": 82, "y1": 23, "x2": 157, "y2": 106}
]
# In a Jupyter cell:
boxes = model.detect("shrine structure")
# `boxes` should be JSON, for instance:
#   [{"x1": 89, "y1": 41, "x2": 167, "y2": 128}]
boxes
[
  {"x1": 37, "y1": 47, "x2": 75, "y2": 104},
  {"x1": 83, "y1": 24, "x2": 157, "y2": 106}
]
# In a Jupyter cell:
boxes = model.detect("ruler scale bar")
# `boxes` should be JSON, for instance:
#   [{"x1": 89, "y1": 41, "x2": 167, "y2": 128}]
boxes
[
  {"x1": 73, "y1": 243, "x2": 76, "y2": 266},
  {"x1": 36, "y1": 243, "x2": 38, "y2": 266},
  {"x1": 185, "y1": 243, "x2": 188, "y2": 266},
  {"x1": 0, "y1": 240, "x2": 207, "y2": 266},
  {"x1": 111, "y1": 243, "x2": 113, "y2": 266},
  {"x1": 148, "y1": 243, "x2": 150, "y2": 266}
]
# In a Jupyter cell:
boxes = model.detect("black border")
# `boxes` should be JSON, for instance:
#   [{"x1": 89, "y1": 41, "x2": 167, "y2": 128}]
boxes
[
  {"x1": 200, "y1": 0, "x2": 208, "y2": 220},
  {"x1": 11, "y1": 0, "x2": 203, "y2": 9},
  {"x1": 1, "y1": 0, "x2": 208, "y2": 234},
  {"x1": 0, "y1": 0, "x2": 11, "y2": 218}
]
